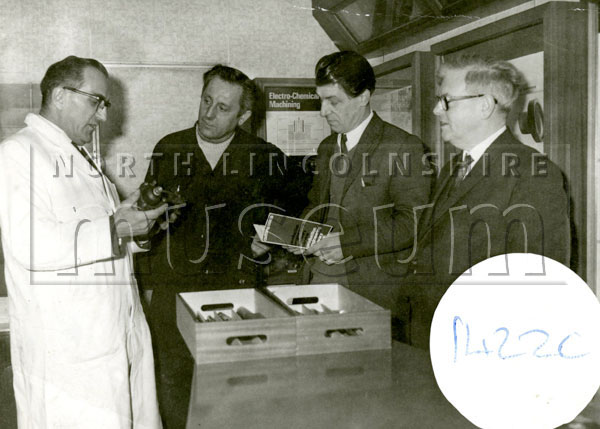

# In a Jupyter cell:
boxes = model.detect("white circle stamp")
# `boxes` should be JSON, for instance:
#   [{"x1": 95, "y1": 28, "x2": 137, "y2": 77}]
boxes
[{"x1": 430, "y1": 253, "x2": 600, "y2": 429}]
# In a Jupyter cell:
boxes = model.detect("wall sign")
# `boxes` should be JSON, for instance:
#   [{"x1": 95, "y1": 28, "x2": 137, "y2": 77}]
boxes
[{"x1": 254, "y1": 78, "x2": 330, "y2": 156}]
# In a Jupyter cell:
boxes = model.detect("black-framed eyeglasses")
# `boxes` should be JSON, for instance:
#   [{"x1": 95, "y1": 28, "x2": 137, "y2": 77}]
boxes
[
  {"x1": 436, "y1": 94, "x2": 496, "y2": 111},
  {"x1": 64, "y1": 86, "x2": 111, "y2": 111}
]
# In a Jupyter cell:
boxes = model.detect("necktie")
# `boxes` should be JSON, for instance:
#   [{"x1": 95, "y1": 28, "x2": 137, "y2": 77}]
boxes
[
  {"x1": 73, "y1": 143, "x2": 101, "y2": 174},
  {"x1": 340, "y1": 134, "x2": 348, "y2": 155},
  {"x1": 455, "y1": 153, "x2": 473, "y2": 184}
]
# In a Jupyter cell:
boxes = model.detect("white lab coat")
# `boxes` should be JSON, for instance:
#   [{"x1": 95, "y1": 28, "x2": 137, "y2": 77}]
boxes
[{"x1": 0, "y1": 114, "x2": 162, "y2": 428}]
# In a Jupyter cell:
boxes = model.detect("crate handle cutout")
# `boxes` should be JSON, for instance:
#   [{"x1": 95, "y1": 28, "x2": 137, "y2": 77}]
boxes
[
  {"x1": 324, "y1": 328, "x2": 364, "y2": 338},
  {"x1": 227, "y1": 374, "x2": 268, "y2": 386},
  {"x1": 288, "y1": 296, "x2": 319, "y2": 305},
  {"x1": 201, "y1": 303, "x2": 234, "y2": 311},
  {"x1": 226, "y1": 335, "x2": 267, "y2": 346},
  {"x1": 325, "y1": 366, "x2": 365, "y2": 378}
]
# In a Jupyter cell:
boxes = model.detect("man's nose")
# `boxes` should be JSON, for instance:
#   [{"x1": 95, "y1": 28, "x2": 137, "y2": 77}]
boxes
[
  {"x1": 205, "y1": 104, "x2": 216, "y2": 119},
  {"x1": 433, "y1": 100, "x2": 443, "y2": 116},
  {"x1": 320, "y1": 102, "x2": 330, "y2": 117},
  {"x1": 95, "y1": 105, "x2": 107, "y2": 122}
]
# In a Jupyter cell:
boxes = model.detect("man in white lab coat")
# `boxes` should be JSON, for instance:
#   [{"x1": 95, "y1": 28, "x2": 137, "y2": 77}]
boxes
[{"x1": 0, "y1": 56, "x2": 166, "y2": 428}]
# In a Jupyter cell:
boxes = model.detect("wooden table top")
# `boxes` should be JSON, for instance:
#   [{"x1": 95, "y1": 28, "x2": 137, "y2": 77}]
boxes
[
  {"x1": 1, "y1": 332, "x2": 600, "y2": 428},
  {"x1": 187, "y1": 340, "x2": 600, "y2": 429},
  {"x1": 187, "y1": 341, "x2": 475, "y2": 429}
]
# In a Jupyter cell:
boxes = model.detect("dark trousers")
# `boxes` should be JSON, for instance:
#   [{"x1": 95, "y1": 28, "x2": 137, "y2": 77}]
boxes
[
  {"x1": 143, "y1": 268, "x2": 257, "y2": 428},
  {"x1": 150, "y1": 319, "x2": 194, "y2": 429}
]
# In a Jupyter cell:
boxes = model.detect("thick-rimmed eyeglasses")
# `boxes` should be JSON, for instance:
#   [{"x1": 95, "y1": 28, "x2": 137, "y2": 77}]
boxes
[
  {"x1": 436, "y1": 94, "x2": 496, "y2": 111},
  {"x1": 64, "y1": 86, "x2": 111, "y2": 111}
]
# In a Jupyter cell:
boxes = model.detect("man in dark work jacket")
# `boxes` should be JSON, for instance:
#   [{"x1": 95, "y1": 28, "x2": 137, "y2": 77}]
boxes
[{"x1": 137, "y1": 65, "x2": 301, "y2": 429}]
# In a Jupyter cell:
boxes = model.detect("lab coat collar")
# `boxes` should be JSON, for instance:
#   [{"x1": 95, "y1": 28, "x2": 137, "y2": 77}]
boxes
[
  {"x1": 25, "y1": 113, "x2": 111, "y2": 202},
  {"x1": 25, "y1": 113, "x2": 72, "y2": 149}
]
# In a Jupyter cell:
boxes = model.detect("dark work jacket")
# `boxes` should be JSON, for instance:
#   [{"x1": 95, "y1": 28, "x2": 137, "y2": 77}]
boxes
[
  {"x1": 397, "y1": 130, "x2": 571, "y2": 349},
  {"x1": 136, "y1": 126, "x2": 299, "y2": 295}
]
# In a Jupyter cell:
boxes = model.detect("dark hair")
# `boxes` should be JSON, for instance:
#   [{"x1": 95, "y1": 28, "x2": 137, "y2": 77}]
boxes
[
  {"x1": 438, "y1": 54, "x2": 525, "y2": 113},
  {"x1": 315, "y1": 51, "x2": 376, "y2": 97},
  {"x1": 203, "y1": 64, "x2": 257, "y2": 114},
  {"x1": 40, "y1": 56, "x2": 108, "y2": 109}
]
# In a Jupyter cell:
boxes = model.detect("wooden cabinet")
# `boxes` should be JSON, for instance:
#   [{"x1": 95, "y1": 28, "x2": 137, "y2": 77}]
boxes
[
  {"x1": 312, "y1": 0, "x2": 531, "y2": 54},
  {"x1": 372, "y1": 51, "x2": 436, "y2": 151}
]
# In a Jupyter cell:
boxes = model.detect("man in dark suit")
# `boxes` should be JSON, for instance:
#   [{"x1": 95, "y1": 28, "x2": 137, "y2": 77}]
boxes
[
  {"x1": 138, "y1": 64, "x2": 301, "y2": 428},
  {"x1": 287, "y1": 51, "x2": 433, "y2": 312},
  {"x1": 399, "y1": 55, "x2": 571, "y2": 349}
]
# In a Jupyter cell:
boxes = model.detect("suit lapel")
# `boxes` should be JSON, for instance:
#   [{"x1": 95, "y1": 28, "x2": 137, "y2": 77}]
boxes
[
  {"x1": 318, "y1": 135, "x2": 336, "y2": 205},
  {"x1": 431, "y1": 157, "x2": 486, "y2": 224},
  {"x1": 429, "y1": 157, "x2": 458, "y2": 207},
  {"x1": 417, "y1": 162, "x2": 454, "y2": 239},
  {"x1": 341, "y1": 113, "x2": 383, "y2": 197},
  {"x1": 419, "y1": 130, "x2": 515, "y2": 240}
]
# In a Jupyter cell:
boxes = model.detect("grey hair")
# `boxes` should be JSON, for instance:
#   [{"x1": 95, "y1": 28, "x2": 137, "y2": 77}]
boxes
[{"x1": 438, "y1": 54, "x2": 526, "y2": 113}]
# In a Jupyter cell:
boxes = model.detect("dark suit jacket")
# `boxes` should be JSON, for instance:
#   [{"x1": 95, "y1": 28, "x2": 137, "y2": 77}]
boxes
[
  {"x1": 399, "y1": 130, "x2": 571, "y2": 349},
  {"x1": 301, "y1": 113, "x2": 433, "y2": 310}
]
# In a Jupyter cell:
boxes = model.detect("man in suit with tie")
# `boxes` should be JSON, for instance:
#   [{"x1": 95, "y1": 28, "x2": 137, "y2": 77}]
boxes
[
  {"x1": 399, "y1": 54, "x2": 571, "y2": 349},
  {"x1": 288, "y1": 51, "x2": 433, "y2": 312}
]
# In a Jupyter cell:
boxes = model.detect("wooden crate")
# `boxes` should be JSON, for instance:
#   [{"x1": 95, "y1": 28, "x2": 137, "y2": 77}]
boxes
[
  {"x1": 265, "y1": 284, "x2": 391, "y2": 355},
  {"x1": 177, "y1": 289, "x2": 296, "y2": 364}
]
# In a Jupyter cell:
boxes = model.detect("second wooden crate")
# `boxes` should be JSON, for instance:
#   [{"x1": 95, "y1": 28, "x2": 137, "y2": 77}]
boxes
[{"x1": 265, "y1": 283, "x2": 391, "y2": 355}]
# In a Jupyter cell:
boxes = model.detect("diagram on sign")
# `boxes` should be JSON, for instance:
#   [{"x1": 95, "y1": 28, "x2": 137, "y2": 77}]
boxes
[{"x1": 266, "y1": 112, "x2": 330, "y2": 156}]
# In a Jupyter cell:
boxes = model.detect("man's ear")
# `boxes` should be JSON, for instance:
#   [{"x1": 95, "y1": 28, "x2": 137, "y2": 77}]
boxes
[
  {"x1": 51, "y1": 86, "x2": 66, "y2": 110},
  {"x1": 359, "y1": 89, "x2": 371, "y2": 107},
  {"x1": 480, "y1": 94, "x2": 496, "y2": 119},
  {"x1": 237, "y1": 110, "x2": 252, "y2": 126}
]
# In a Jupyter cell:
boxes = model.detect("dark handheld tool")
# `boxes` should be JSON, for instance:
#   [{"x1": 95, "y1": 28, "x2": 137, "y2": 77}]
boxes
[
  {"x1": 134, "y1": 181, "x2": 186, "y2": 243},
  {"x1": 136, "y1": 181, "x2": 186, "y2": 210}
]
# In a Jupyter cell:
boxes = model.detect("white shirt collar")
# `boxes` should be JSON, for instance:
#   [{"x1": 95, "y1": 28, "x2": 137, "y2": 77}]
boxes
[
  {"x1": 195, "y1": 123, "x2": 235, "y2": 169},
  {"x1": 338, "y1": 110, "x2": 373, "y2": 153},
  {"x1": 195, "y1": 124, "x2": 235, "y2": 148},
  {"x1": 464, "y1": 125, "x2": 507, "y2": 167}
]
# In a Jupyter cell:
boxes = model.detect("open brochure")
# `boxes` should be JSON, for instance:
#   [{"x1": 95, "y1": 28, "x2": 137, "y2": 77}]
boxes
[{"x1": 254, "y1": 213, "x2": 333, "y2": 250}]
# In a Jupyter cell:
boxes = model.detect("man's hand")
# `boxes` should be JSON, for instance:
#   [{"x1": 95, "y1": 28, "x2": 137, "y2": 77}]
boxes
[
  {"x1": 251, "y1": 235, "x2": 271, "y2": 257},
  {"x1": 158, "y1": 205, "x2": 181, "y2": 230},
  {"x1": 304, "y1": 232, "x2": 346, "y2": 265},
  {"x1": 282, "y1": 244, "x2": 305, "y2": 255},
  {"x1": 114, "y1": 189, "x2": 168, "y2": 238}
]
